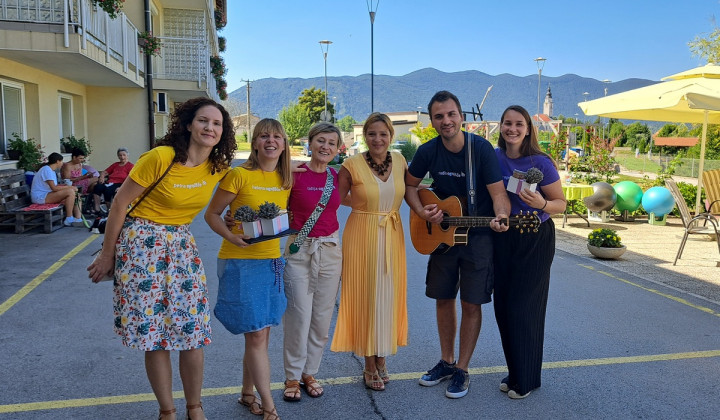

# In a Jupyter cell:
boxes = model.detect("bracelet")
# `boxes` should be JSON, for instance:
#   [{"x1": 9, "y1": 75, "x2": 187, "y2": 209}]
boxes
[{"x1": 540, "y1": 199, "x2": 548, "y2": 210}]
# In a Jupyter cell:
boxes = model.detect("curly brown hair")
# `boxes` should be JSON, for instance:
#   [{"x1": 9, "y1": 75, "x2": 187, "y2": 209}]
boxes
[{"x1": 156, "y1": 97, "x2": 236, "y2": 174}]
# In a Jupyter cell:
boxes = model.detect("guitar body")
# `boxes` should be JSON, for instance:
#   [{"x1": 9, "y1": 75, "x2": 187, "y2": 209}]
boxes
[{"x1": 409, "y1": 189, "x2": 469, "y2": 255}]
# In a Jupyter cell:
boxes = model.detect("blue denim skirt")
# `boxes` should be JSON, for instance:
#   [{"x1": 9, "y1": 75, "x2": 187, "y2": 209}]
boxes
[{"x1": 214, "y1": 258, "x2": 287, "y2": 335}]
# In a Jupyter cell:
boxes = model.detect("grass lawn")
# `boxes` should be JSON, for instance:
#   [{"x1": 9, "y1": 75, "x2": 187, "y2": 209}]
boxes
[{"x1": 613, "y1": 150, "x2": 661, "y2": 173}]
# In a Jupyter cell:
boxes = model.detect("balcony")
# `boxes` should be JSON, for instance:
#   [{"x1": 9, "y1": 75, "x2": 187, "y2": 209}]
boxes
[
  {"x1": 0, "y1": 0, "x2": 144, "y2": 87},
  {"x1": 151, "y1": 35, "x2": 217, "y2": 102}
]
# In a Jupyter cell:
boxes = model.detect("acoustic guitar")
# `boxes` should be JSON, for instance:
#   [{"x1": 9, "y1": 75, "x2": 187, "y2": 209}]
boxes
[{"x1": 409, "y1": 188, "x2": 541, "y2": 255}]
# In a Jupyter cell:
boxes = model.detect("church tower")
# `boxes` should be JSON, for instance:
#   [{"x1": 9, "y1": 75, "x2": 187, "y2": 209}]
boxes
[{"x1": 543, "y1": 85, "x2": 553, "y2": 117}]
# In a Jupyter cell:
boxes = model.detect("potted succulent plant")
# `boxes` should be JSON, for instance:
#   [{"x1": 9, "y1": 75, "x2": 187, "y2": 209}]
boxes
[
  {"x1": 234, "y1": 205, "x2": 262, "y2": 239},
  {"x1": 257, "y1": 201, "x2": 289, "y2": 236},
  {"x1": 587, "y1": 227, "x2": 627, "y2": 259}
]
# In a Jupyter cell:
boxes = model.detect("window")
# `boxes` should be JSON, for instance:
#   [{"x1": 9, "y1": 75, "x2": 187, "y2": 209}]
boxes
[
  {"x1": 0, "y1": 81, "x2": 26, "y2": 155},
  {"x1": 59, "y1": 94, "x2": 73, "y2": 141}
]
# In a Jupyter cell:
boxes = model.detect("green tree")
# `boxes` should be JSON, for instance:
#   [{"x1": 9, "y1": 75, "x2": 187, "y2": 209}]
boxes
[
  {"x1": 278, "y1": 101, "x2": 311, "y2": 145},
  {"x1": 689, "y1": 27, "x2": 720, "y2": 64},
  {"x1": 298, "y1": 87, "x2": 335, "y2": 123},
  {"x1": 336, "y1": 115, "x2": 358, "y2": 132},
  {"x1": 410, "y1": 121, "x2": 438, "y2": 144}
]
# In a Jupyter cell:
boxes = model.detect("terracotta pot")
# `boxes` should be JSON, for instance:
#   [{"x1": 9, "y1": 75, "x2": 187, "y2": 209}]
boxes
[{"x1": 587, "y1": 244, "x2": 627, "y2": 259}]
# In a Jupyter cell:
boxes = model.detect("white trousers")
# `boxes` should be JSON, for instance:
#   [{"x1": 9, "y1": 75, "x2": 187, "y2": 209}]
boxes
[{"x1": 282, "y1": 232, "x2": 342, "y2": 381}]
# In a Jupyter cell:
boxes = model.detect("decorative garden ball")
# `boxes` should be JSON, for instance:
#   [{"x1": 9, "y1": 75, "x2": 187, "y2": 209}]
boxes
[
  {"x1": 641, "y1": 186, "x2": 675, "y2": 217},
  {"x1": 583, "y1": 182, "x2": 617, "y2": 212},
  {"x1": 613, "y1": 181, "x2": 643, "y2": 212}
]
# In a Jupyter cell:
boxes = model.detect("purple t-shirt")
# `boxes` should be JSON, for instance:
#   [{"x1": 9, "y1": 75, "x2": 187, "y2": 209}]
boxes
[
  {"x1": 495, "y1": 148, "x2": 560, "y2": 223},
  {"x1": 288, "y1": 164, "x2": 340, "y2": 237}
]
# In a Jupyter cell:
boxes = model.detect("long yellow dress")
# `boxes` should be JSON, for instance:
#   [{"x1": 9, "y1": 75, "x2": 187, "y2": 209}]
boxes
[{"x1": 331, "y1": 151, "x2": 408, "y2": 357}]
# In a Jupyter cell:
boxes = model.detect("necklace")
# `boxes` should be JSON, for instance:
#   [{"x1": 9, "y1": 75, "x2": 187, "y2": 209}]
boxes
[{"x1": 365, "y1": 151, "x2": 392, "y2": 176}]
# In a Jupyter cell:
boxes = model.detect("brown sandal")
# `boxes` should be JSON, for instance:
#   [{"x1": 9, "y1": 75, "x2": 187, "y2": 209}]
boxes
[
  {"x1": 363, "y1": 369, "x2": 385, "y2": 391},
  {"x1": 283, "y1": 379, "x2": 302, "y2": 402},
  {"x1": 158, "y1": 407, "x2": 176, "y2": 420},
  {"x1": 301, "y1": 374, "x2": 324, "y2": 398},
  {"x1": 263, "y1": 406, "x2": 280, "y2": 420},
  {"x1": 238, "y1": 392, "x2": 263, "y2": 416},
  {"x1": 376, "y1": 364, "x2": 390, "y2": 384},
  {"x1": 186, "y1": 402, "x2": 204, "y2": 420}
]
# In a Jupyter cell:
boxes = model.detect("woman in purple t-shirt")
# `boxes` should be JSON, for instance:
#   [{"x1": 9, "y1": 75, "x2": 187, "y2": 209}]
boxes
[
  {"x1": 493, "y1": 105, "x2": 566, "y2": 400},
  {"x1": 280, "y1": 122, "x2": 342, "y2": 404}
]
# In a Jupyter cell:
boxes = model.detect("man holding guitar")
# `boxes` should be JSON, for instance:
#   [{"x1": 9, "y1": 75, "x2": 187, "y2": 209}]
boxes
[{"x1": 405, "y1": 91, "x2": 511, "y2": 399}]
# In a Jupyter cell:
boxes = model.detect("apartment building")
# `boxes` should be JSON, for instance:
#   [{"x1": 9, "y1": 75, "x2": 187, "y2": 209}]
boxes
[{"x1": 0, "y1": 0, "x2": 227, "y2": 170}]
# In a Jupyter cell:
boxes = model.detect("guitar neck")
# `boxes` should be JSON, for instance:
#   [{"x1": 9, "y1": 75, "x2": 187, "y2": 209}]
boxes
[{"x1": 443, "y1": 216, "x2": 502, "y2": 227}]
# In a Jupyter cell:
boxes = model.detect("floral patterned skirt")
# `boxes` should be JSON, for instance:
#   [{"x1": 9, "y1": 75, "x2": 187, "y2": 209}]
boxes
[{"x1": 113, "y1": 217, "x2": 211, "y2": 351}]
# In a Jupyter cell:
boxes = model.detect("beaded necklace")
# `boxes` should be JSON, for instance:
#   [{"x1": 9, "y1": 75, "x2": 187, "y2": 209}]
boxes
[{"x1": 365, "y1": 151, "x2": 392, "y2": 176}]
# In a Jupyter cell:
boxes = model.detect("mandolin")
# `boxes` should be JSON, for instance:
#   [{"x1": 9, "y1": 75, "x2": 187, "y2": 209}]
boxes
[{"x1": 409, "y1": 189, "x2": 540, "y2": 255}]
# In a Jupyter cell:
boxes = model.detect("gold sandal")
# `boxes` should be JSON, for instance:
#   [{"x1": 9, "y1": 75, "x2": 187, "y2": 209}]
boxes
[
  {"x1": 363, "y1": 369, "x2": 385, "y2": 391},
  {"x1": 376, "y1": 364, "x2": 390, "y2": 384},
  {"x1": 238, "y1": 392, "x2": 263, "y2": 416}
]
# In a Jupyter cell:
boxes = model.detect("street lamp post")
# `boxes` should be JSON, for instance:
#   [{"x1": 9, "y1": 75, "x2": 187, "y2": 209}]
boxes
[
  {"x1": 367, "y1": 0, "x2": 379, "y2": 113},
  {"x1": 319, "y1": 40, "x2": 332, "y2": 120},
  {"x1": 534, "y1": 57, "x2": 547, "y2": 123}
]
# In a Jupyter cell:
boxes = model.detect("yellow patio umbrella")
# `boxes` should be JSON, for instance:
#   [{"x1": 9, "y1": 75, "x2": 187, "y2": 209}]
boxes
[{"x1": 578, "y1": 64, "x2": 720, "y2": 214}]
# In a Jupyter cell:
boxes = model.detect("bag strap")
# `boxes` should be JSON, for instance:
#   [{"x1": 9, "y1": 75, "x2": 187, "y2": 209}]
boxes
[
  {"x1": 465, "y1": 131, "x2": 477, "y2": 216},
  {"x1": 288, "y1": 167, "x2": 334, "y2": 254},
  {"x1": 127, "y1": 162, "x2": 174, "y2": 217}
]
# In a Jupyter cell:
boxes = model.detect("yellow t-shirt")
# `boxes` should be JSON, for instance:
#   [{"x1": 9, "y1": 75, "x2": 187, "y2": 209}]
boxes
[
  {"x1": 217, "y1": 166, "x2": 291, "y2": 260},
  {"x1": 128, "y1": 146, "x2": 228, "y2": 225}
]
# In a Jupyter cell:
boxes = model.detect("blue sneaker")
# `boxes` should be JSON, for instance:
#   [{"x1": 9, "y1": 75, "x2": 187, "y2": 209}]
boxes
[
  {"x1": 419, "y1": 359, "x2": 456, "y2": 386},
  {"x1": 445, "y1": 368, "x2": 470, "y2": 399}
]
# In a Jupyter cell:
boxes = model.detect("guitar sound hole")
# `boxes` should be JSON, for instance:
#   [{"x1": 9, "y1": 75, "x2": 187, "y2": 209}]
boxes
[{"x1": 440, "y1": 212, "x2": 450, "y2": 230}]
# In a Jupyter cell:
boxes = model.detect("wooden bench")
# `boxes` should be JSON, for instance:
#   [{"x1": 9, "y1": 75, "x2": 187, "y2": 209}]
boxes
[{"x1": 0, "y1": 169, "x2": 65, "y2": 233}]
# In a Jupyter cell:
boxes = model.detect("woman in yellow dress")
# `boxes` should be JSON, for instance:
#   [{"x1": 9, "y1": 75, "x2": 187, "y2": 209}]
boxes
[{"x1": 330, "y1": 112, "x2": 408, "y2": 391}]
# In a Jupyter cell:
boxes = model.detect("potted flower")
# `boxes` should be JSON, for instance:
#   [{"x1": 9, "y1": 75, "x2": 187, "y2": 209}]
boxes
[
  {"x1": 8, "y1": 133, "x2": 45, "y2": 175},
  {"x1": 137, "y1": 31, "x2": 162, "y2": 56},
  {"x1": 234, "y1": 205, "x2": 262, "y2": 238},
  {"x1": 91, "y1": 0, "x2": 124, "y2": 19},
  {"x1": 257, "y1": 201, "x2": 289, "y2": 236},
  {"x1": 587, "y1": 227, "x2": 626, "y2": 259},
  {"x1": 60, "y1": 135, "x2": 92, "y2": 156}
]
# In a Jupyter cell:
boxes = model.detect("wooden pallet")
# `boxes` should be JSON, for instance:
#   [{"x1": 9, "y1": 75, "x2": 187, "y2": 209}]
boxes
[{"x1": 0, "y1": 169, "x2": 65, "y2": 233}]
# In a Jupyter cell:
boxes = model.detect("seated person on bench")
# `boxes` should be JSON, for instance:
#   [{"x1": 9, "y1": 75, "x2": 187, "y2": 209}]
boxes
[
  {"x1": 31, "y1": 152, "x2": 82, "y2": 226},
  {"x1": 92, "y1": 147, "x2": 134, "y2": 213}
]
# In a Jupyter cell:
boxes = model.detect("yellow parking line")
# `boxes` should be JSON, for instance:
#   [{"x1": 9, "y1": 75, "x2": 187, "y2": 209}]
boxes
[
  {"x1": 0, "y1": 235, "x2": 98, "y2": 317},
  {"x1": 580, "y1": 264, "x2": 720, "y2": 318},
  {"x1": 1, "y1": 350, "x2": 719, "y2": 414}
]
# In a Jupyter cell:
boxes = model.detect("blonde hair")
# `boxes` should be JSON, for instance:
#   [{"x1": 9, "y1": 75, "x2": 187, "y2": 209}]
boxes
[
  {"x1": 363, "y1": 112, "x2": 394, "y2": 140},
  {"x1": 242, "y1": 118, "x2": 293, "y2": 189}
]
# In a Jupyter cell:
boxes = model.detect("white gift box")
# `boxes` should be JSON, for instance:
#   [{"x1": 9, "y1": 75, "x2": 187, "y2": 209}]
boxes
[
  {"x1": 260, "y1": 212, "x2": 289, "y2": 236},
  {"x1": 241, "y1": 220, "x2": 263, "y2": 238},
  {"x1": 507, "y1": 177, "x2": 537, "y2": 194}
]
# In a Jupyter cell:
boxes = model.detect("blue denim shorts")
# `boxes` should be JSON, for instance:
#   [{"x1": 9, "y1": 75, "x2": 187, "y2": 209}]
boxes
[{"x1": 214, "y1": 258, "x2": 287, "y2": 335}]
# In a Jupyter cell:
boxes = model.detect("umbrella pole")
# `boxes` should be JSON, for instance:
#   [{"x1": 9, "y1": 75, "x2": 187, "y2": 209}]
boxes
[{"x1": 695, "y1": 110, "x2": 708, "y2": 214}]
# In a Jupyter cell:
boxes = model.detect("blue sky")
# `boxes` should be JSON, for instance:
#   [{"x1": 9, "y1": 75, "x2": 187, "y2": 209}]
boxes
[{"x1": 223, "y1": 0, "x2": 717, "y2": 93}]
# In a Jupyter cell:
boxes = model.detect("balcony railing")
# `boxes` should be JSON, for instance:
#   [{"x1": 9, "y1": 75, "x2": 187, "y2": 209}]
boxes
[
  {"x1": 152, "y1": 36, "x2": 209, "y2": 88},
  {"x1": 1, "y1": 0, "x2": 142, "y2": 76}
]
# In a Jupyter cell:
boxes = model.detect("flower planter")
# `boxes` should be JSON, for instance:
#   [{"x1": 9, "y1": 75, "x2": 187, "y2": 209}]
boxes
[
  {"x1": 260, "y1": 213, "x2": 289, "y2": 236},
  {"x1": 7, "y1": 150, "x2": 20, "y2": 160},
  {"x1": 241, "y1": 220, "x2": 263, "y2": 239},
  {"x1": 587, "y1": 244, "x2": 626, "y2": 259}
]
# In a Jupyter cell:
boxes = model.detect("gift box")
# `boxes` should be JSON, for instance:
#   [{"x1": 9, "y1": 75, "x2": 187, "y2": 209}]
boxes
[
  {"x1": 507, "y1": 176, "x2": 537, "y2": 194},
  {"x1": 241, "y1": 220, "x2": 263, "y2": 238},
  {"x1": 260, "y1": 212, "x2": 289, "y2": 236}
]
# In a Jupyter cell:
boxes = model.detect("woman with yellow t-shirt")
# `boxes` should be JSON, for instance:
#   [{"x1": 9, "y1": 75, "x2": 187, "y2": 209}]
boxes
[
  {"x1": 87, "y1": 98, "x2": 236, "y2": 420},
  {"x1": 205, "y1": 118, "x2": 292, "y2": 420}
]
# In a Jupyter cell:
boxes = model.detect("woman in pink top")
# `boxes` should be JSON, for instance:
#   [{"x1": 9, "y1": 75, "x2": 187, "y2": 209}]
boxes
[{"x1": 281, "y1": 122, "x2": 342, "y2": 404}]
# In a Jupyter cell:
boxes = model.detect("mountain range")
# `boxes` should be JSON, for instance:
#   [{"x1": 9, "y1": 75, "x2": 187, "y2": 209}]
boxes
[{"x1": 228, "y1": 68, "x2": 657, "y2": 123}]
